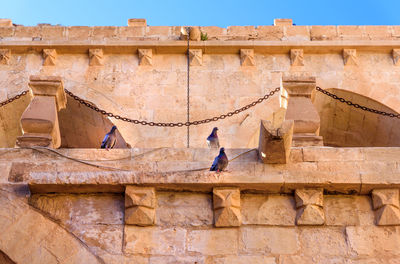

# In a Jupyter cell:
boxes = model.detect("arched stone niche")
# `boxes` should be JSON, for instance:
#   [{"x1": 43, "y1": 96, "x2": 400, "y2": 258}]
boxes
[{"x1": 313, "y1": 88, "x2": 400, "y2": 147}]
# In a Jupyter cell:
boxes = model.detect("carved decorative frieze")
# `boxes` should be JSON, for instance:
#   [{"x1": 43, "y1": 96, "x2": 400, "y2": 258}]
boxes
[
  {"x1": 89, "y1": 49, "x2": 104, "y2": 66},
  {"x1": 295, "y1": 188, "x2": 325, "y2": 225},
  {"x1": 42, "y1": 49, "x2": 57, "y2": 66},
  {"x1": 138, "y1": 49, "x2": 152, "y2": 66},
  {"x1": 343, "y1": 49, "x2": 357, "y2": 65},
  {"x1": 240, "y1": 49, "x2": 255, "y2": 66},
  {"x1": 372, "y1": 189, "x2": 400, "y2": 226},
  {"x1": 125, "y1": 186, "x2": 156, "y2": 226},
  {"x1": 0, "y1": 49, "x2": 10, "y2": 65},
  {"x1": 392, "y1": 49, "x2": 400, "y2": 66},
  {"x1": 213, "y1": 187, "x2": 241, "y2": 227},
  {"x1": 189, "y1": 49, "x2": 202, "y2": 66},
  {"x1": 290, "y1": 49, "x2": 304, "y2": 66}
]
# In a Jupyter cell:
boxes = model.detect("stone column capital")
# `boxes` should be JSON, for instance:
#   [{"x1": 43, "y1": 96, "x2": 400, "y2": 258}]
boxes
[
  {"x1": 28, "y1": 75, "x2": 66, "y2": 111},
  {"x1": 282, "y1": 73, "x2": 316, "y2": 97}
]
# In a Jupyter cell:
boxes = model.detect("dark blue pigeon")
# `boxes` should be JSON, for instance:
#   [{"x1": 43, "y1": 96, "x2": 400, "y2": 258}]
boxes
[
  {"x1": 207, "y1": 127, "x2": 220, "y2": 149},
  {"x1": 210, "y1": 147, "x2": 228, "y2": 172},
  {"x1": 101, "y1": 126, "x2": 117, "y2": 150}
]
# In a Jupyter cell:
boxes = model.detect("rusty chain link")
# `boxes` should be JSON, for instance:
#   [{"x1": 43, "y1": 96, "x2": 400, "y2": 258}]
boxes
[
  {"x1": 64, "y1": 87, "x2": 281, "y2": 127},
  {"x1": 0, "y1": 90, "x2": 29, "y2": 107},
  {"x1": 316, "y1": 86, "x2": 400, "y2": 118}
]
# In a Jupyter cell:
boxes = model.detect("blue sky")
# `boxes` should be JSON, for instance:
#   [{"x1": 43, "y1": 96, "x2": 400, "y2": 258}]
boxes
[{"x1": 1, "y1": 0, "x2": 399, "y2": 27}]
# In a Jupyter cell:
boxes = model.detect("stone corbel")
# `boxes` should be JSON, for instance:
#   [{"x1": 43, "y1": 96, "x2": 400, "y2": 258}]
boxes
[
  {"x1": 0, "y1": 49, "x2": 10, "y2": 65},
  {"x1": 392, "y1": 49, "x2": 400, "y2": 66},
  {"x1": 89, "y1": 49, "x2": 104, "y2": 66},
  {"x1": 240, "y1": 49, "x2": 255, "y2": 66},
  {"x1": 295, "y1": 188, "x2": 325, "y2": 225},
  {"x1": 42, "y1": 49, "x2": 57, "y2": 66},
  {"x1": 16, "y1": 76, "x2": 66, "y2": 148},
  {"x1": 343, "y1": 49, "x2": 357, "y2": 66},
  {"x1": 189, "y1": 49, "x2": 202, "y2": 66},
  {"x1": 282, "y1": 73, "x2": 323, "y2": 146},
  {"x1": 138, "y1": 49, "x2": 152, "y2": 66},
  {"x1": 372, "y1": 189, "x2": 400, "y2": 226},
  {"x1": 213, "y1": 187, "x2": 241, "y2": 227},
  {"x1": 290, "y1": 49, "x2": 304, "y2": 66},
  {"x1": 125, "y1": 186, "x2": 156, "y2": 226}
]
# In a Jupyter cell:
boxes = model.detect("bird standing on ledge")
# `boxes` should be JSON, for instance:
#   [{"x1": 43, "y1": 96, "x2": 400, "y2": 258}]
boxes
[
  {"x1": 207, "y1": 127, "x2": 220, "y2": 149},
  {"x1": 101, "y1": 126, "x2": 117, "y2": 151},
  {"x1": 210, "y1": 147, "x2": 228, "y2": 172}
]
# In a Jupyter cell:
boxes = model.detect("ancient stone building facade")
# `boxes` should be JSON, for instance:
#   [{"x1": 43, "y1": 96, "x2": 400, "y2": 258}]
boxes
[{"x1": 1, "y1": 18, "x2": 400, "y2": 263}]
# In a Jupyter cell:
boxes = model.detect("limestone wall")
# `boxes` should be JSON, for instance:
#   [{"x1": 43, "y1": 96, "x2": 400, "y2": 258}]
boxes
[{"x1": 1, "y1": 22, "x2": 400, "y2": 148}]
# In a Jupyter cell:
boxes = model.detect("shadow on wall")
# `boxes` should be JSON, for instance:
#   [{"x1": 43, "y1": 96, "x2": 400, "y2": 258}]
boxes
[
  {"x1": 0, "y1": 95, "x2": 129, "y2": 148},
  {"x1": 58, "y1": 97, "x2": 129, "y2": 148},
  {"x1": 313, "y1": 88, "x2": 400, "y2": 147},
  {"x1": 0, "y1": 250, "x2": 15, "y2": 264}
]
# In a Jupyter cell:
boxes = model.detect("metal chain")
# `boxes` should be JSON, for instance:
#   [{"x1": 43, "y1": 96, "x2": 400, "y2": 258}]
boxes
[
  {"x1": 186, "y1": 27, "x2": 190, "y2": 147},
  {"x1": 316, "y1": 86, "x2": 400, "y2": 118},
  {"x1": 64, "y1": 87, "x2": 281, "y2": 127},
  {"x1": 0, "y1": 90, "x2": 29, "y2": 107}
]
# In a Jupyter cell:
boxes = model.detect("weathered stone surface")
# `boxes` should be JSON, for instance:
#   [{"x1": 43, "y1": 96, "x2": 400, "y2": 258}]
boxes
[
  {"x1": 124, "y1": 226, "x2": 186, "y2": 255},
  {"x1": 372, "y1": 189, "x2": 400, "y2": 225},
  {"x1": 213, "y1": 187, "x2": 241, "y2": 227},
  {"x1": 239, "y1": 226, "x2": 299, "y2": 254},
  {"x1": 125, "y1": 186, "x2": 156, "y2": 226},
  {"x1": 189, "y1": 49, "x2": 202, "y2": 66},
  {"x1": 138, "y1": 48, "x2": 152, "y2": 66},
  {"x1": 393, "y1": 49, "x2": 400, "y2": 66},
  {"x1": 241, "y1": 194, "x2": 296, "y2": 226},
  {"x1": 128, "y1": 18, "x2": 146, "y2": 27},
  {"x1": 89, "y1": 48, "x2": 104, "y2": 66},
  {"x1": 187, "y1": 229, "x2": 238, "y2": 255},
  {"x1": 290, "y1": 49, "x2": 304, "y2": 66},
  {"x1": 274, "y1": 18, "x2": 293, "y2": 26},
  {"x1": 42, "y1": 49, "x2": 57, "y2": 66},
  {"x1": 240, "y1": 49, "x2": 255, "y2": 66},
  {"x1": 0, "y1": 49, "x2": 10, "y2": 64},
  {"x1": 206, "y1": 256, "x2": 277, "y2": 264},
  {"x1": 343, "y1": 48, "x2": 358, "y2": 65},
  {"x1": 0, "y1": 19, "x2": 12, "y2": 27},
  {"x1": 300, "y1": 227, "x2": 349, "y2": 256}
]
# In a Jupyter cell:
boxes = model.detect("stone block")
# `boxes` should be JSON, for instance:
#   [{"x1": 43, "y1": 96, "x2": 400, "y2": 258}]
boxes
[
  {"x1": 0, "y1": 26, "x2": 14, "y2": 38},
  {"x1": 343, "y1": 49, "x2": 357, "y2": 65},
  {"x1": 338, "y1": 25, "x2": 365, "y2": 40},
  {"x1": 206, "y1": 256, "x2": 277, "y2": 264},
  {"x1": 274, "y1": 18, "x2": 293, "y2": 26},
  {"x1": 187, "y1": 229, "x2": 238, "y2": 255},
  {"x1": 227, "y1": 26, "x2": 256, "y2": 37},
  {"x1": 372, "y1": 189, "x2": 400, "y2": 226},
  {"x1": 125, "y1": 186, "x2": 156, "y2": 226},
  {"x1": 0, "y1": 19, "x2": 12, "y2": 27},
  {"x1": 92, "y1": 26, "x2": 117, "y2": 40},
  {"x1": 295, "y1": 188, "x2": 325, "y2": 225},
  {"x1": 67, "y1": 26, "x2": 91, "y2": 40},
  {"x1": 14, "y1": 26, "x2": 41, "y2": 39},
  {"x1": 42, "y1": 49, "x2": 57, "y2": 66},
  {"x1": 89, "y1": 49, "x2": 104, "y2": 66},
  {"x1": 300, "y1": 227, "x2": 349, "y2": 256},
  {"x1": 124, "y1": 226, "x2": 186, "y2": 255},
  {"x1": 128, "y1": 18, "x2": 146, "y2": 27},
  {"x1": 0, "y1": 49, "x2": 10, "y2": 65},
  {"x1": 290, "y1": 49, "x2": 304, "y2": 66},
  {"x1": 240, "y1": 49, "x2": 255, "y2": 66},
  {"x1": 41, "y1": 26, "x2": 65, "y2": 40},
  {"x1": 365, "y1": 26, "x2": 392, "y2": 40},
  {"x1": 239, "y1": 227, "x2": 299, "y2": 254},
  {"x1": 285, "y1": 26, "x2": 310, "y2": 41},
  {"x1": 189, "y1": 26, "x2": 201, "y2": 41},
  {"x1": 138, "y1": 49, "x2": 152, "y2": 66},
  {"x1": 189, "y1": 49, "x2": 202, "y2": 66},
  {"x1": 257, "y1": 26, "x2": 283, "y2": 40},
  {"x1": 324, "y1": 195, "x2": 360, "y2": 226},
  {"x1": 393, "y1": 49, "x2": 400, "y2": 66},
  {"x1": 310, "y1": 26, "x2": 338, "y2": 40},
  {"x1": 118, "y1": 26, "x2": 145, "y2": 38},
  {"x1": 213, "y1": 187, "x2": 241, "y2": 227},
  {"x1": 200, "y1": 26, "x2": 226, "y2": 40}
]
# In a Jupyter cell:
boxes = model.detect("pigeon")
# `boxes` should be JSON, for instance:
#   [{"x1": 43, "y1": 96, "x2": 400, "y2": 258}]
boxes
[
  {"x1": 210, "y1": 147, "x2": 228, "y2": 172},
  {"x1": 207, "y1": 127, "x2": 220, "y2": 149},
  {"x1": 101, "y1": 126, "x2": 117, "y2": 150}
]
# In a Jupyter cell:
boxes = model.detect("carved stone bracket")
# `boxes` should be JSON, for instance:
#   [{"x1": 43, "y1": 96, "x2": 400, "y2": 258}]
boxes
[
  {"x1": 258, "y1": 119, "x2": 294, "y2": 164},
  {"x1": 0, "y1": 49, "x2": 10, "y2": 65},
  {"x1": 213, "y1": 187, "x2": 241, "y2": 227},
  {"x1": 16, "y1": 76, "x2": 66, "y2": 148},
  {"x1": 42, "y1": 49, "x2": 57, "y2": 66},
  {"x1": 138, "y1": 49, "x2": 152, "y2": 66},
  {"x1": 290, "y1": 49, "x2": 304, "y2": 66},
  {"x1": 393, "y1": 49, "x2": 400, "y2": 66},
  {"x1": 125, "y1": 186, "x2": 156, "y2": 226},
  {"x1": 89, "y1": 49, "x2": 104, "y2": 66},
  {"x1": 295, "y1": 188, "x2": 325, "y2": 225},
  {"x1": 240, "y1": 49, "x2": 255, "y2": 66},
  {"x1": 372, "y1": 189, "x2": 400, "y2": 226},
  {"x1": 343, "y1": 49, "x2": 357, "y2": 66},
  {"x1": 282, "y1": 73, "x2": 323, "y2": 146},
  {"x1": 189, "y1": 49, "x2": 202, "y2": 66}
]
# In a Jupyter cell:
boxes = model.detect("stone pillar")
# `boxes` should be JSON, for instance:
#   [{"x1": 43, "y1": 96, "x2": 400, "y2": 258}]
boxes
[
  {"x1": 282, "y1": 73, "x2": 323, "y2": 147},
  {"x1": 16, "y1": 76, "x2": 66, "y2": 148},
  {"x1": 295, "y1": 188, "x2": 325, "y2": 225},
  {"x1": 372, "y1": 189, "x2": 400, "y2": 226},
  {"x1": 213, "y1": 187, "x2": 241, "y2": 227},
  {"x1": 125, "y1": 186, "x2": 156, "y2": 226}
]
